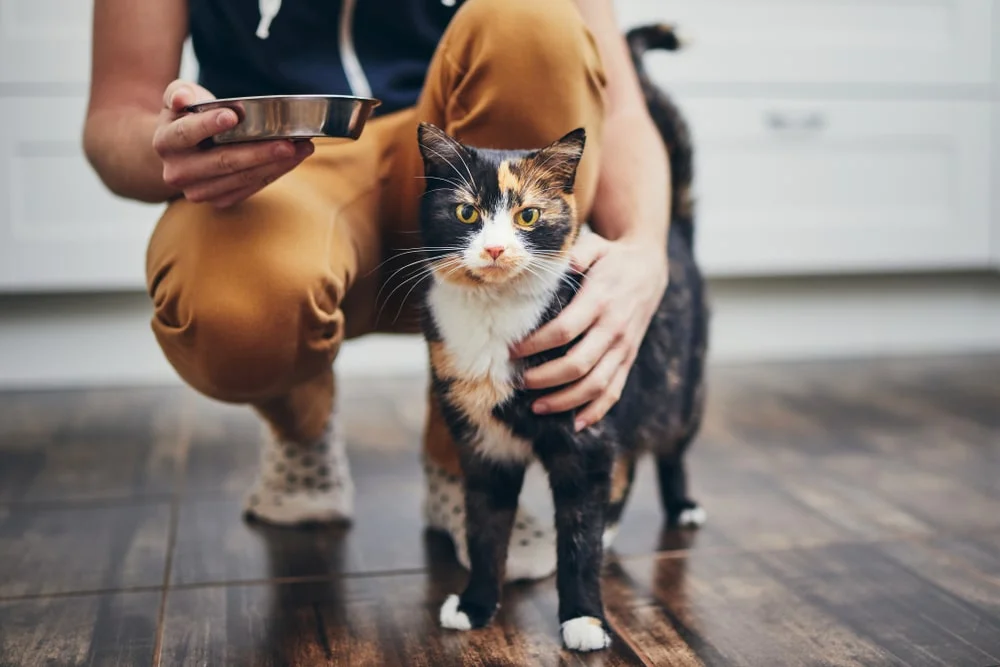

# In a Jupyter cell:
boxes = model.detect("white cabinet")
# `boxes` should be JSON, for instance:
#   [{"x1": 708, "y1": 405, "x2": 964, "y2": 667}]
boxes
[
  {"x1": 619, "y1": 0, "x2": 993, "y2": 85},
  {"x1": 0, "y1": 97, "x2": 162, "y2": 291},
  {"x1": 683, "y1": 99, "x2": 992, "y2": 275}
]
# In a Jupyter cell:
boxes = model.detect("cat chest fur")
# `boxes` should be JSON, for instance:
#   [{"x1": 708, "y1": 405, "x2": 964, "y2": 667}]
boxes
[{"x1": 427, "y1": 277, "x2": 558, "y2": 463}]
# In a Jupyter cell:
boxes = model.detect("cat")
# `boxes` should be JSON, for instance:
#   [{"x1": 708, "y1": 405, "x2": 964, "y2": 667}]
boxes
[{"x1": 415, "y1": 23, "x2": 707, "y2": 652}]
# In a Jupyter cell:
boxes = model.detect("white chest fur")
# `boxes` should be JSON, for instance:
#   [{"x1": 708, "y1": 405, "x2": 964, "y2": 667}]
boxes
[{"x1": 428, "y1": 271, "x2": 563, "y2": 390}]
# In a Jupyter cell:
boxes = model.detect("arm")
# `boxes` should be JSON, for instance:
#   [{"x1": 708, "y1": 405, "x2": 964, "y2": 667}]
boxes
[
  {"x1": 576, "y1": 0, "x2": 670, "y2": 247},
  {"x1": 84, "y1": 0, "x2": 188, "y2": 202},
  {"x1": 84, "y1": 0, "x2": 313, "y2": 206},
  {"x1": 512, "y1": 0, "x2": 671, "y2": 429}
]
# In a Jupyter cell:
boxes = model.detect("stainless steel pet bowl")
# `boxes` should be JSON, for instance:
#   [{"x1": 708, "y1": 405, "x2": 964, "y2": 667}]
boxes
[{"x1": 185, "y1": 94, "x2": 381, "y2": 145}]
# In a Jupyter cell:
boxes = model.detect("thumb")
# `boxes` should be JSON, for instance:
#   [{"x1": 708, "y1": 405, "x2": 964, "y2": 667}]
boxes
[
  {"x1": 569, "y1": 231, "x2": 609, "y2": 274},
  {"x1": 163, "y1": 80, "x2": 216, "y2": 113}
]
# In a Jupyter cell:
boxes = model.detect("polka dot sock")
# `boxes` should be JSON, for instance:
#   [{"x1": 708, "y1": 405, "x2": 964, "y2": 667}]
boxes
[
  {"x1": 423, "y1": 459, "x2": 557, "y2": 582},
  {"x1": 244, "y1": 405, "x2": 354, "y2": 525}
]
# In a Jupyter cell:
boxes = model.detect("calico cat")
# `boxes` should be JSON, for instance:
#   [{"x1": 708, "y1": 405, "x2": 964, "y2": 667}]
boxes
[{"x1": 416, "y1": 24, "x2": 707, "y2": 652}]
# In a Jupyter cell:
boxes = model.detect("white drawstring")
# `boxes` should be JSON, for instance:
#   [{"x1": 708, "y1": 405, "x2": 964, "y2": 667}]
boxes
[{"x1": 256, "y1": 0, "x2": 282, "y2": 39}]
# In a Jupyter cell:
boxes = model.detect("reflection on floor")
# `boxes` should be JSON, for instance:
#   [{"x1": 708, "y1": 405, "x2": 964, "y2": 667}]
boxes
[{"x1": 1, "y1": 355, "x2": 999, "y2": 666}]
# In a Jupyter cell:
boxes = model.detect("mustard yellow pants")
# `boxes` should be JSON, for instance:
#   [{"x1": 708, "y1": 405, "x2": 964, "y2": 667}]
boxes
[{"x1": 146, "y1": 0, "x2": 606, "y2": 475}]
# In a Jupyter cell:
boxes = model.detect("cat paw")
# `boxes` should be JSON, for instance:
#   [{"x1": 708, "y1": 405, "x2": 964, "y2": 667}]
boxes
[
  {"x1": 561, "y1": 617, "x2": 611, "y2": 652},
  {"x1": 439, "y1": 595, "x2": 472, "y2": 631},
  {"x1": 667, "y1": 500, "x2": 706, "y2": 529},
  {"x1": 439, "y1": 594, "x2": 496, "y2": 630}
]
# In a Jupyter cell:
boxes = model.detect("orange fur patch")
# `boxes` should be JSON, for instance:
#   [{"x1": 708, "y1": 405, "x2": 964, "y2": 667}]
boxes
[
  {"x1": 609, "y1": 453, "x2": 634, "y2": 503},
  {"x1": 428, "y1": 341, "x2": 532, "y2": 461},
  {"x1": 497, "y1": 160, "x2": 522, "y2": 196},
  {"x1": 430, "y1": 342, "x2": 512, "y2": 420}
]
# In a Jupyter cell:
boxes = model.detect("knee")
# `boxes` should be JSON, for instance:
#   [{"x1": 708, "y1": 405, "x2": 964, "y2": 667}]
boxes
[
  {"x1": 448, "y1": 0, "x2": 605, "y2": 91},
  {"x1": 150, "y1": 261, "x2": 344, "y2": 403}
]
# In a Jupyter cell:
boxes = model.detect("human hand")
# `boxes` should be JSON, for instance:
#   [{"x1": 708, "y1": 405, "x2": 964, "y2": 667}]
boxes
[
  {"x1": 511, "y1": 232, "x2": 668, "y2": 431},
  {"x1": 152, "y1": 80, "x2": 314, "y2": 208}
]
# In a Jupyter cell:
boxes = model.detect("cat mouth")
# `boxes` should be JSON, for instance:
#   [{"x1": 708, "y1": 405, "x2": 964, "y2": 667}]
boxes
[{"x1": 468, "y1": 262, "x2": 525, "y2": 283}]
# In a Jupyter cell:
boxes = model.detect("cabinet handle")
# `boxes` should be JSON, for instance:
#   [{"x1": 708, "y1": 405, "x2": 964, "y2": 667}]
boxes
[{"x1": 765, "y1": 111, "x2": 826, "y2": 132}]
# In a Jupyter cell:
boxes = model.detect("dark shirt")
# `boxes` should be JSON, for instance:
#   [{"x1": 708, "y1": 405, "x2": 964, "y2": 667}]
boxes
[{"x1": 189, "y1": 0, "x2": 461, "y2": 115}]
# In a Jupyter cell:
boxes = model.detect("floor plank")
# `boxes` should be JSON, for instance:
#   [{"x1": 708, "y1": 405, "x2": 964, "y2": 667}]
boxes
[
  {"x1": 0, "y1": 591, "x2": 160, "y2": 667},
  {"x1": 1, "y1": 354, "x2": 999, "y2": 666},
  {"x1": 159, "y1": 574, "x2": 646, "y2": 667},
  {"x1": 607, "y1": 551, "x2": 901, "y2": 667},
  {"x1": 0, "y1": 502, "x2": 172, "y2": 598},
  {"x1": 0, "y1": 387, "x2": 186, "y2": 504}
]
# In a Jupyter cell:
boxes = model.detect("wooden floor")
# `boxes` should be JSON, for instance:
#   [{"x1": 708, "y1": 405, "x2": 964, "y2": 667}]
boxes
[{"x1": 1, "y1": 355, "x2": 999, "y2": 666}]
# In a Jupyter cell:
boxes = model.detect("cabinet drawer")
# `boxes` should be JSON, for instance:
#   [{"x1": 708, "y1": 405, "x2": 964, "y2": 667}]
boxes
[
  {"x1": 679, "y1": 98, "x2": 992, "y2": 275},
  {"x1": 617, "y1": 0, "x2": 993, "y2": 85},
  {"x1": 0, "y1": 97, "x2": 162, "y2": 291}
]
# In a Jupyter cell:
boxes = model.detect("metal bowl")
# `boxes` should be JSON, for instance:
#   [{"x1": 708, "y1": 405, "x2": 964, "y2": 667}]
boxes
[{"x1": 185, "y1": 94, "x2": 381, "y2": 145}]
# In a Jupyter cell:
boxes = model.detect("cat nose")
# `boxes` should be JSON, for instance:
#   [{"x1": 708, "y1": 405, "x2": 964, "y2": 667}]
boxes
[{"x1": 484, "y1": 246, "x2": 505, "y2": 260}]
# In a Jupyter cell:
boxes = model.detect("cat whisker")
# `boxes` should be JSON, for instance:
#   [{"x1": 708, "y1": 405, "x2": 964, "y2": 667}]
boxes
[
  {"x1": 365, "y1": 246, "x2": 464, "y2": 279},
  {"x1": 374, "y1": 250, "x2": 463, "y2": 306},
  {"x1": 383, "y1": 257, "x2": 464, "y2": 325},
  {"x1": 422, "y1": 146, "x2": 476, "y2": 193},
  {"x1": 377, "y1": 265, "x2": 442, "y2": 325},
  {"x1": 443, "y1": 141, "x2": 477, "y2": 192}
]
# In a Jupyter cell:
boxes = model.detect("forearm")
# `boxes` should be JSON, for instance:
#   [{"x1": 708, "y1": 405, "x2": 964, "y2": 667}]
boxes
[
  {"x1": 591, "y1": 111, "x2": 669, "y2": 246},
  {"x1": 84, "y1": 107, "x2": 178, "y2": 203},
  {"x1": 574, "y1": 0, "x2": 670, "y2": 247}
]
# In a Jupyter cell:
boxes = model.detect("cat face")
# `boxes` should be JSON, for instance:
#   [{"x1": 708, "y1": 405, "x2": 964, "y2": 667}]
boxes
[{"x1": 417, "y1": 123, "x2": 586, "y2": 286}]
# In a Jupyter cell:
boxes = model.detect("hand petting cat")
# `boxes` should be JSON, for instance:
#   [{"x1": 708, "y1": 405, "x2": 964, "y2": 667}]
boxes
[
  {"x1": 510, "y1": 0, "x2": 672, "y2": 431},
  {"x1": 511, "y1": 230, "x2": 668, "y2": 431}
]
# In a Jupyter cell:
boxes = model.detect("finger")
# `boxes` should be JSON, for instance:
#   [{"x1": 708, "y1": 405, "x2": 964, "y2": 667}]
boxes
[
  {"x1": 183, "y1": 150, "x2": 309, "y2": 204},
  {"x1": 569, "y1": 232, "x2": 610, "y2": 274},
  {"x1": 164, "y1": 139, "x2": 302, "y2": 187},
  {"x1": 532, "y1": 344, "x2": 625, "y2": 415},
  {"x1": 154, "y1": 108, "x2": 239, "y2": 155},
  {"x1": 163, "y1": 80, "x2": 216, "y2": 112},
  {"x1": 573, "y1": 363, "x2": 630, "y2": 431},
  {"x1": 511, "y1": 285, "x2": 604, "y2": 358},
  {"x1": 522, "y1": 326, "x2": 616, "y2": 389}
]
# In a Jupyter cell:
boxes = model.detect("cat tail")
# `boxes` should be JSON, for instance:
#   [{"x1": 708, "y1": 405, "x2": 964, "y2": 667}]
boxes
[{"x1": 626, "y1": 24, "x2": 696, "y2": 247}]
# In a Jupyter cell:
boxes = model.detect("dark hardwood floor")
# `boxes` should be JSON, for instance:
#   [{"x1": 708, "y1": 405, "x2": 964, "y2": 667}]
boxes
[{"x1": 1, "y1": 355, "x2": 999, "y2": 666}]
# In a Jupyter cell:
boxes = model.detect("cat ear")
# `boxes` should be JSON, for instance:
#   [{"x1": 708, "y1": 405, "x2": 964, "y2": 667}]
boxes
[
  {"x1": 533, "y1": 128, "x2": 587, "y2": 191},
  {"x1": 417, "y1": 122, "x2": 470, "y2": 174}
]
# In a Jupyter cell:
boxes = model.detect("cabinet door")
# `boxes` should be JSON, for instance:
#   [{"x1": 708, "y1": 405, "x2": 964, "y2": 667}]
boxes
[
  {"x1": 616, "y1": 0, "x2": 993, "y2": 85},
  {"x1": 0, "y1": 97, "x2": 162, "y2": 291},
  {"x1": 678, "y1": 98, "x2": 992, "y2": 275}
]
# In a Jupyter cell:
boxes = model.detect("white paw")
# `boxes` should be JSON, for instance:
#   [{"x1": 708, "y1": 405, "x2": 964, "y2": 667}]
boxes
[
  {"x1": 244, "y1": 482, "x2": 354, "y2": 525},
  {"x1": 560, "y1": 617, "x2": 611, "y2": 652},
  {"x1": 602, "y1": 525, "x2": 619, "y2": 550},
  {"x1": 677, "y1": 505, "x2": 707, "y2": 528},
  {"x1": 439, "y1": 594, "x2": 472, "y2": 631}
]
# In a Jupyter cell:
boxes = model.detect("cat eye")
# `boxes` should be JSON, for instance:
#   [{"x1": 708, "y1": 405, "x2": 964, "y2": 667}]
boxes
[
  {"x1": 517, "y1": 208, "x2": 540, "y2": 228},
  {"x1": 455, "y1": 204, "x2": 480, "y2": 224}
]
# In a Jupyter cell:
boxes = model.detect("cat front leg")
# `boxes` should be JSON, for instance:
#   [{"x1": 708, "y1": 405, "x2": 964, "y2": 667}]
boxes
[
  {"x1": 439, "y1": 455, "x2": 526, "y2": 631},
  {"x1": 540, "y1": 440, "x2": 614, "y2": 652}
]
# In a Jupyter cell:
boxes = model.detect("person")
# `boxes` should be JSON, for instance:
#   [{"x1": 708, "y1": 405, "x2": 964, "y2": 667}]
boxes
[{"x1": 84, "y1": 0, "x2": 670, "y2": 580}]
